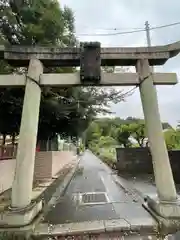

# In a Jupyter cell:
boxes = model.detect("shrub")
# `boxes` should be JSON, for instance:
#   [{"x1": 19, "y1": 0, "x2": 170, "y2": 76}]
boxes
[
  {"x1": 0, "y1": 232, "x2": 28, "y2": 240},
  {"x1": 99, "y1": 148, "x2": 117, "y2": 169},
  {"x1": 89, "y1": 143, "x2": 100, "y2": 155}
]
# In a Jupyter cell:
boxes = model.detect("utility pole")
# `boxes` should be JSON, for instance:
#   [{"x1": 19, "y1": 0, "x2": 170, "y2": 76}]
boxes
[
  {"x1": 145, "y1": 21, "x2": 154, "y2": 72},
  {"x1": 145, "y1": 21, "x2": 151, "y2": 47}
]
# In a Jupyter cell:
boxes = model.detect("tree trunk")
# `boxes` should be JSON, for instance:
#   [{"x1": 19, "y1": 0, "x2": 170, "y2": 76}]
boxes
[
  {"x1": 2, "y1": 134, "x2": 6, "y2": 145},
  {"x1": 12, "y1": 133, "x2": 15, "y2": 145},
  {"x1": 11, "y1": 133, "x2": 16, "y2": 156}
]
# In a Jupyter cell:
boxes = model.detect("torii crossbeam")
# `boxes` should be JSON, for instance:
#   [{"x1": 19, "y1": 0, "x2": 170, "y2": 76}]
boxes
[
  {"x1": 0, "y1": 41, "x2": 180, "y2": 231},
  {"x1": 0, "y1": 72, "x2": 177, "y2": 86},
  {"x1": 1, "y1": 40, "x2": 180, "y2": 67}
]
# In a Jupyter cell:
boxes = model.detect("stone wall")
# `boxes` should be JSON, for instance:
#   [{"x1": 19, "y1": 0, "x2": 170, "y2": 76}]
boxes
[
  {"x1": 0, "y1": 159, "x2": 16, "y2": 193},
  {"x1": 51, "y1": 151, "x2": 76, "y2": 177},
  {"x1": 0, "y1": 150, "x2": 76, "y2": 193},
  {"x1": 33, "y1": 151, "x2": 53, "y2": 181},
  {"x1": 34, "y1": 151, "x2": 76, "y2": 181},
  {"x1": 0, "y1": 145, "x2": 17, "y2": 160},
  {"x1": 116, "y1": 148, "x2": 180, "y2": 183}
]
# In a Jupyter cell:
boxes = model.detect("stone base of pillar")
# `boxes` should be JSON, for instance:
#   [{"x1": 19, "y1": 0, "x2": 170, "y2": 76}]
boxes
[
  {"x1": 143, "y1": 196, "x2": 180, "y2": 235},
  {"x1": 0, "y1": 200, "x2": 42, "y2": 227},
  {"x1": 145, "y1": 195, "x2": 180, "y2": 218}
]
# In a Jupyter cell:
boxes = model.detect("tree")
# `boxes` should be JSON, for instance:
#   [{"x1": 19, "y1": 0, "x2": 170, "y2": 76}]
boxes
[
  {"x1": 0, "y1": 88, "x2": 23, "y2": 144},
  {"x1": 0, "y1": 0, "x2": 77, "y2": 138},
  {"x1": 0, "y1": 0, "x2": 76, "y2": 46},
  {"x1": 83, "y1": 121, "x2": 101, "y2": 147},
  {"x1": 0, "y1": 1, "x2": 75, "y2": 143},
  {"x1": 164, "y1": 129, "x2": 180, "y2": 150},
  {"x1": 84, "y1": 116, "x2": 177, "y2": 152},
  {"x1": 38, "y1": 86, "x2": 125, "y2": 141},
  {"x1": 98, "y1": 136, "x2": 117, "y2": 148},
  {"x1": 130, "y1": 122, "x2": 147, "y2": 147},
  {"x1": 0, "y1": 1, "x2": 129, "y2": 145},
  {"x1": 115, "y1": 125, "x2": 132, "y2": 148}
]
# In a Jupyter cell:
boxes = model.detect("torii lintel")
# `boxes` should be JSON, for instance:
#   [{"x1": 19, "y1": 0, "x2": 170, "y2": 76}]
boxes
[{"x1": 0, "y1": 40, "x2": 180, "y2": 67}]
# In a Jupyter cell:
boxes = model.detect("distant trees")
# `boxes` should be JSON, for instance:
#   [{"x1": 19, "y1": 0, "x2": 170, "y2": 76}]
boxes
[
  {"x1": 115, "y1": 125, "x2": 132, "y2": 148},
  {"x1": 164, "y1": 129, "x2": 180, "y2": 150},
  {"x1": 130, "y1": 122, "x2": 147, "y2": 147},
  {"x1": 84, "y1": 117, "x2": 177, "y2": 150}
]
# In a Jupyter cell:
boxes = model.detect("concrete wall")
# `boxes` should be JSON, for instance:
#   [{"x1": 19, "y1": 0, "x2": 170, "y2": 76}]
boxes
[
  {"x1": 0, "y1": 151, "x2": 76, "y2": 194},
  {"x1": 34, "y1": 151, "x2": 76, "y2": 181},
  {"x1": 116, "y1": 148, "x2": 180, "y2": 183},
  {"x1": 0, "y1": 145, "x2": 17, "y2": 160},
  {"x1": 0, "y1": 159, "x2": 16, "y2": 193},
  {"x1": 51, "y1": 151, "x2": 75, "y2": 177},
  {"x1": 34, "y1": 151, "x2": 53, "y2": 181}
]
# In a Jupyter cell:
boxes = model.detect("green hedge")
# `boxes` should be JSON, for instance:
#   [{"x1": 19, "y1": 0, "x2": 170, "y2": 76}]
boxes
[
  {"x1": 0, "y1": 233, "x2": 28, "y2": 240},
  {"x1": 99, "y1": 149, "x2": 116, "y2": 169}
]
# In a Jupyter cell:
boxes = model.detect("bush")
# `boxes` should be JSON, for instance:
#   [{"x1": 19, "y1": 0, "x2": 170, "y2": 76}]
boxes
[
  {"x1": 79, "y1": 143, "x2": 85, "y2": 152},
  {"x1": 89, "y1": 143, "x2": 100, "y2": 155},
  {"x1": 0, "y1": 232, "x2": 28, "y2": 240},
  {"x1": 99, "y1": 148, "x2": 117, "y2": 169}
]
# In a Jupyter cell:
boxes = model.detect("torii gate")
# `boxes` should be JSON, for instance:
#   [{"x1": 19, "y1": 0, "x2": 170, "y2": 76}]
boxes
[{"x1": 0, "y1": 42, "x2": 180, "y2": 229}]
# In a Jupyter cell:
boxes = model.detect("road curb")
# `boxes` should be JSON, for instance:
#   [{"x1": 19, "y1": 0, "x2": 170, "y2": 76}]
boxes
[
  {"x1": 112, "y1": 174, "x2": 145, "y2": 203},
  {"x1": 33, "y1": 219, "x2": 158, "y2": 238},
  {"x1": 41, "y1": 156, "x2": 81, "y2": 217}
]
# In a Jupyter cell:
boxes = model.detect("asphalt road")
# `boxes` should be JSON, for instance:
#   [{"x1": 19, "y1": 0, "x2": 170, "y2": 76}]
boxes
[
  {"x1": 119, "y1": 173, "x2": 180, "y2": 240},
  {"x1": 44, "y1": 150, "x2": 156, "y2": 233}
]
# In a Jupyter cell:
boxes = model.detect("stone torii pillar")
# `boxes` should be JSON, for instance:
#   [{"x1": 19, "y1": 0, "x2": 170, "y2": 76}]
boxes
[
  {"x1": 11, "y1": 58, "x2": 43, "y2": 208},
  {"x1": 136, "y1": 59, "x2": 180, "y2": 218}
]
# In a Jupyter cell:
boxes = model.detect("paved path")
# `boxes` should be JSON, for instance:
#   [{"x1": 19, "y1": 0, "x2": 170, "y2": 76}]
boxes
[
  {"x1": 42, "y1": 150, "x2": 157, "y2": 237},
  {"x1": 118, "y1": 174, "x2": 180, "y2": 240}
]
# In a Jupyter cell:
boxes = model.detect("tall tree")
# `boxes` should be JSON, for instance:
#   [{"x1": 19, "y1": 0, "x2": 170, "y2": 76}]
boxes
[
  {"x1": 0, "y1": 0, "x2": 77, "y2": 142},
  {"x1": 0, "y1": 0, "x2": 127, "y2": 145},
  {"x1": 1, "y1": 0, "x2": 75, "y2": 45}
]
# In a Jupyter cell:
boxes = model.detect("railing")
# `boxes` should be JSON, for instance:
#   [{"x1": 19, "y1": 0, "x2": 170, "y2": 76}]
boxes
[{"x1": 0, "y1": 145, "x2": 17, "y2": 160}]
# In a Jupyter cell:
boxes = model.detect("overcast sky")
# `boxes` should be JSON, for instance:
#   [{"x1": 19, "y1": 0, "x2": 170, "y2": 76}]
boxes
[{"x1": 61, "y1": 0, "x2": 180, "y2": 127}]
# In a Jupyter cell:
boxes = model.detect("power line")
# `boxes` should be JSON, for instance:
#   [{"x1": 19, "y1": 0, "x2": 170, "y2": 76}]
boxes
[
  {"x1": 76, "y1": 21, "x2": 180, "y2": 37},
  {"x1": 76, "y1": 28, "x2": 145, "y2": 37},
  {"x1": 48, "y1": 20, "x2": 158, "y2": 104},
  {"x1": 76, "y1": 26, "x2": 144, "y2": 31},
  {"x1": 151, "y1": 21, "x2": 180, "y2": 30}
]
